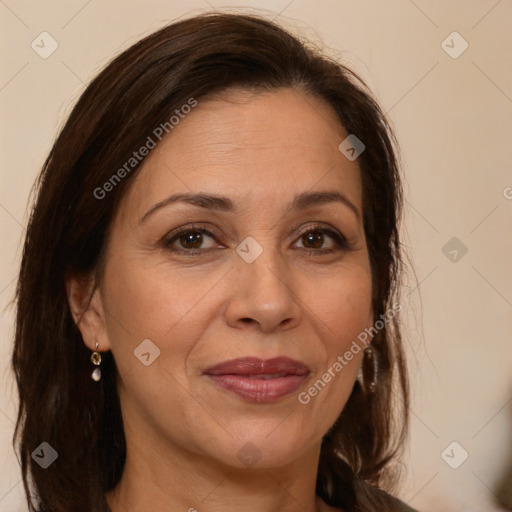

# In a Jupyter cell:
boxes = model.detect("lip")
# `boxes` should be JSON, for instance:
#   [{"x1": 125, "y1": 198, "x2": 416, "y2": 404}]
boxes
[{"x1": 203, "y1": 357, "x2": 310, "y2": 403}]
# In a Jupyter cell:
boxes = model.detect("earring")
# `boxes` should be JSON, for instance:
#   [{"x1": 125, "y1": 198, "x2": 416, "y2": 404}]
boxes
[
  {"x1": 357, "y1": 345, "x2": 378, "y2": 393},
  {"x1": 90, "y1": 341, "x2": 102, "y2": 382}
]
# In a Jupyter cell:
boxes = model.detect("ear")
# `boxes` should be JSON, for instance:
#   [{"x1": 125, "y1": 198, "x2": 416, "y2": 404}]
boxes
[{"x1": 65, "y1": 271, "x2": 111, "y2": 352}]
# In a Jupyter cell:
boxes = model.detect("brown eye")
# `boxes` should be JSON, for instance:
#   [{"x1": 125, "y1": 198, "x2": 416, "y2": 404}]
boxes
[
  {"x1": 165, "y1": 226, "x2": 218, "y2": 254},
  {"x1": 294, "y1": 226, "x2": 349, "y2": 254},
  {"x1": 177, "y1": 230, "x2": 204, "y2": 249},
  {"x1": 301, "y1": 230, "x2": 325, "y2": 249},
  {"x1": 164, "y1": 224, "x2": 350, "y2": 256}
]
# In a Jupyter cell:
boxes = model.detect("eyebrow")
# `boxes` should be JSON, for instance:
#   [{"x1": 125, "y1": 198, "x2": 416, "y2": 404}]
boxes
[{"x1": 140, "y1": 190, "x2": 361, "y2": 223}]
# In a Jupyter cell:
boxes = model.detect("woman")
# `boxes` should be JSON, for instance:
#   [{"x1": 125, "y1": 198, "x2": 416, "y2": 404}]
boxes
[{"x1": 12, "y1": 12, "x2": 415, "y2": 512}]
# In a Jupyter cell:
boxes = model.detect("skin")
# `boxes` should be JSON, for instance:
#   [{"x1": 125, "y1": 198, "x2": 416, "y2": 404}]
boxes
[{"x1": 67, "y1": 87, "x2": 374, "y2": 512}]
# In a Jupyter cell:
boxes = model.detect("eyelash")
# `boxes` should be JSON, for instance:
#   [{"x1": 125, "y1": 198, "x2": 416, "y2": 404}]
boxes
[{"x1": 163, "y1": 223, "x2": 350, "y2": 256}]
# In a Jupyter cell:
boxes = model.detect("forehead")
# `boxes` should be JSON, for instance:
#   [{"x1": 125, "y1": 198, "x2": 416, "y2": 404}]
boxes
[{"x1": 120, "y1": 87, "x2": 362, "y2": 218}]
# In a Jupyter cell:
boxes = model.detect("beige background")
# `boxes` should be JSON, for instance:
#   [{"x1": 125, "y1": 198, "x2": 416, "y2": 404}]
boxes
[{"x1": 1, "y1": 1, "x2": 511, "y2": 511}]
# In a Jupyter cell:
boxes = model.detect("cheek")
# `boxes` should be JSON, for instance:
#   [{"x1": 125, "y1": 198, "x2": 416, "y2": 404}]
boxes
[
  {"x1": 102, "y1": 251, "x2": 214, "y2": 344},
  {"x1": 98, "y1": 258, "x2": 197, "y2": 401},
  {"x1": 308, "y1": 264, "x2": 373, "y2": 341},
  {"x1": 101, "y1": 255, "x2": 209, "y2": 425},
  {"x1": 304, "y1": 266, "x2": 372, "y2": 400}
]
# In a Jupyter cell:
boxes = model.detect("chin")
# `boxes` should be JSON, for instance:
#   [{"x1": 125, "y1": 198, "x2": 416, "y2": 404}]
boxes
[{"x1": 206, "y1": 424, "x2": 320, "y2": 470}]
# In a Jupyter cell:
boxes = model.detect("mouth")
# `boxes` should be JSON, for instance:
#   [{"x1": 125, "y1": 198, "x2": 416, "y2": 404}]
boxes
[{"x1": 202, "y1": 357, "x2": 310, "y2": 403}]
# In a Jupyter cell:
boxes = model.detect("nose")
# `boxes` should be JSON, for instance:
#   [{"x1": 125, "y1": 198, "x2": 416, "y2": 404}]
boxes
[{"x1": 224, "y1": 242, "x2": 302, "y2": 333}]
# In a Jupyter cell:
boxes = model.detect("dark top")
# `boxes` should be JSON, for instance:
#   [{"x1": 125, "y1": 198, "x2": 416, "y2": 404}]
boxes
[
  {"x1": 373, "y1": 487, "x2": 419, "y2": 511},
  {"x1": 324, "y1": 486, "x2": 419, "y2": 511}
]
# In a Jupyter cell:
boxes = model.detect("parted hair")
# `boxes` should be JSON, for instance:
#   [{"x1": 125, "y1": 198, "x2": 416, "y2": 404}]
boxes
[{"x1": 12, "y1": 12, "x2": 409, "y2": 512}]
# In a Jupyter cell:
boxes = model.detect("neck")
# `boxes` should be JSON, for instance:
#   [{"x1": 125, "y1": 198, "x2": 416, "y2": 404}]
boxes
[{"x1": 105, "y1": 429, "x2": 336, "y2": 512}]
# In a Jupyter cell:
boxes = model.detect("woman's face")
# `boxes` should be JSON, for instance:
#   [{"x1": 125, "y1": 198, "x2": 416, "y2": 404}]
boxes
[{"x1": 83, "y1": 87, "x2": 373, "y2": 469}]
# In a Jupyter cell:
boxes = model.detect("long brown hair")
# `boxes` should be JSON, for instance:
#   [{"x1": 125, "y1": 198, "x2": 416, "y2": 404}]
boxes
[{"x1": 12, "y1": 12, "x2": 408, "y2": 512}]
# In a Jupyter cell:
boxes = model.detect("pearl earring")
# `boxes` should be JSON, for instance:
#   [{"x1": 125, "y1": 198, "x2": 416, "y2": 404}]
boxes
[{"x1": 90, "y1": 341, "x2": 102, "y2": 382}]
